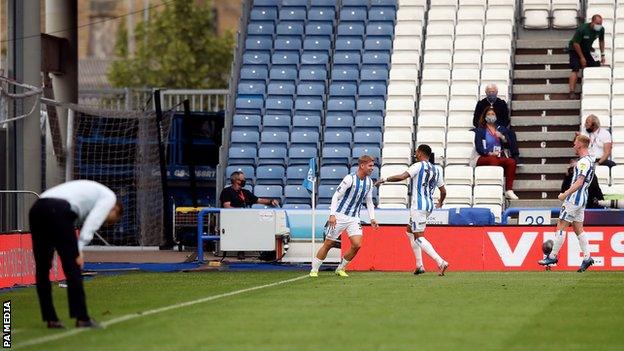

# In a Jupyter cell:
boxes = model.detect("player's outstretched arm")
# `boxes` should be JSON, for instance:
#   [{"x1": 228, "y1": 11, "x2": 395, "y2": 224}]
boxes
[{"x1": 375, "y1": 171, "x2": 410, "y2": 186}]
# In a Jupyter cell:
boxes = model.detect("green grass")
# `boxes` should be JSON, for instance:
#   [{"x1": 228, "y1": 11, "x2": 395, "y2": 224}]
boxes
[{"x1": 3, "y1": 271, "x2": 624, "y2": 351}]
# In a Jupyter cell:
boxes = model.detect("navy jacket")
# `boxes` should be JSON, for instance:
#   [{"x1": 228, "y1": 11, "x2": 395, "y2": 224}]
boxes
[{"x1": 474, "y1": 125, "x2": 512, "y2": 156}]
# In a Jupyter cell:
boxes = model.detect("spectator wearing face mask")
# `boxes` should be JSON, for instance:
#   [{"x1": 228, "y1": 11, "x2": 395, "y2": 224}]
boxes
[
  {"x1": 473, "y1": 84, "x2": 521, "y2": 164},
  {"x1": 220, "y1": 171, "x2": 279, "y2": 208},
  {"x1": 568, "y1": 14, "x2": 605, "y2": 99},
  {"x1": 474, "y1": 106, "x2": 519, "y2": 200},
  {"x1": 580, "y1": 114, "x2": 616, "y2": 167}
]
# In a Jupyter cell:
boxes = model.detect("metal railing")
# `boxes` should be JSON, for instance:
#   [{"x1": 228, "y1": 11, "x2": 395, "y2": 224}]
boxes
[{"x1": 0, "y1": 190, "x2": 40, "y2": 232}]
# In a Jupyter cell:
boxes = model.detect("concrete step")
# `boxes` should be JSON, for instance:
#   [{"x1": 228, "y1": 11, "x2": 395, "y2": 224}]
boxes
[
  {"x1": 516, "y1": 164, "x2": 567, "y2": 174},
  {"x1": 515, "y1": 131, "x2": 576, "y2": 141},
  {"x1": 511, "y1": 115, "x2": 580, "y2": 126},
  {"x1": 519, "y1": 147, "x2": 577, "y2": 158},
  {"x1": 512, "y1": 100, "x2": 580, "y2": 110},
  {"x1": 515, "y1": 54, "x2": 568, "y2": 65},
  {"x1": 508, "y1": 199, "x2": 562, "y2": 208},
  {"x1": 513, "y1": 69, "x2": 571, "y2": 79},
  {"x1": 514, "y1": 180, "x2": 562, "y2": 191},
  {"x1": 516, "y1": 39, "x2": 569, "y2": 49},
  {"x1": 513, "y1": 84, "x2": 579, "y2": 94}
]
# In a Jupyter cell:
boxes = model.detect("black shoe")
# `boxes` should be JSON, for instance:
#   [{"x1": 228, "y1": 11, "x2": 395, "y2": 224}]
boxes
[
  {"x1": 47, "y1": 320, "x2": 65, "y2": 329},
  {"x1": 414, "y1": 266, "x2": 426, "y2": 275},
  {"x1": 577, "y1": 257, "x2": 595, "y2": 272},
  {"x1": 76, "y1": 318, "x2": 102, "y2": 328},
  {"x1": 569, "y1": 92, "x2": 578, "y2": 99}
]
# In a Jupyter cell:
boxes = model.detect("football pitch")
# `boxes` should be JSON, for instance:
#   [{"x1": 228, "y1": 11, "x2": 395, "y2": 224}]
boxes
[{"x1": 5, "y1": 271, "x2": 624, "y2": 351}]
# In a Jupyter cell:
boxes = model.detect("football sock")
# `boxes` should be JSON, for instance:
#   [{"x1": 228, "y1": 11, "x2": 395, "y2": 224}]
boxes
[
  {"x1": 311, "y1": 257, "x2": 323, "y2": 272},
  {"x1": 407, "y1": 233, "x2": 423, "y2": 268},
  {"x1": 415, "y1": 237, "x2": 443, "y2": 266},
  {"x1": 577, "y1": 233, "x2": 591, "y2": 260},
  {"x1": 550, "y1": 229, "x2": 565, "y2": 259},
  {"x1": 336, "y1": 258, "x2": 350, "y2": 271}
]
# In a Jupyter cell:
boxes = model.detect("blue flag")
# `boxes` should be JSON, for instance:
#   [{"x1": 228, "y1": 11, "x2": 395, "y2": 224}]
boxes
[{"x1": 302, "y1": 158, "x2": 316, "y2": 193}]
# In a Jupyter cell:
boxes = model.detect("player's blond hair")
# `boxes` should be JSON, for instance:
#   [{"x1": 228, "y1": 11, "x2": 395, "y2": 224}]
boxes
[
  {"x1": 576, "y1": 135, "x2": 590, "y2": 148},
  {"x1": 358, "y1": 155, "x2": 376, "y2": 165}
]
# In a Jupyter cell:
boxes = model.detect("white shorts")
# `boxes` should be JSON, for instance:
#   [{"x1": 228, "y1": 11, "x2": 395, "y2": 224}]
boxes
[
  {"x1": 410, "y1": 210, "x2": 430, "y2": 233},
  {"x1": 559, "y1": 202, "x2": 585, "y2": 223},
  {"x1": 324, "y1": 213, "x2": 362, "y2": 241}
]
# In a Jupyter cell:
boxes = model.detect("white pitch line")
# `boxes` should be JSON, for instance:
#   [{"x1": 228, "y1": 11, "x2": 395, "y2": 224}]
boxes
[{"x1": 14, "y1": 275, "x2": 308, "y2": 349}]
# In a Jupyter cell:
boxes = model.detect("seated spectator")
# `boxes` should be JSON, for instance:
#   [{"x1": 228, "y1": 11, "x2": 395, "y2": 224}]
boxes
[
  {"x1": 220, "y1": 171, "x2": 279, "y2": 208},
  {"x1": 580, "y1": 114, "x2": 616, "y2": 168},
  {"x1": 474, "y1": 107, "x2": 519, "y2": 200},
  {"x1": 473, "y1": 84, "x2": 521, "y2": 164},
  {"x1": 561, "y1": 159, "x2": 604, "y2": 209}
]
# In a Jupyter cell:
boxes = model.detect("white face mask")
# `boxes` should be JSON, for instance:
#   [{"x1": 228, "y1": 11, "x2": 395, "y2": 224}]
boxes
[
  {"x1": 485, "y1": 115, "x2": 497, "y2": 124},
  {"x1": 593, "y1": 24, "x2": 603, "y2": 31}
]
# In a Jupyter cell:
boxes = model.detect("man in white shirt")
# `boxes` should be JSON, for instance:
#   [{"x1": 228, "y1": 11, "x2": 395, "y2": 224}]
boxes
[
  {"x1": 581, "y1": 114, "x2": 616, "y2": 167},
  {"x1": 29, "y1": 180, "x2": 122, "y2": 328},
  {"x1": 309, "y1": 155, "x2": 379, "y2": 277}
]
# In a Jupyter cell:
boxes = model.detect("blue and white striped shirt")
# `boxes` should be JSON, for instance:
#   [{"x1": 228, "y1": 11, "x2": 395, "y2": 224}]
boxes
[
  {"x1": 330, "y1": 173, "x2": 375, "y2": 219},
  {"x1": 565, "y1": 155, "x2": 595, "y2": 207},
  {"x1": 407, "y1": 161, "x2": 444, "y2": 212}
]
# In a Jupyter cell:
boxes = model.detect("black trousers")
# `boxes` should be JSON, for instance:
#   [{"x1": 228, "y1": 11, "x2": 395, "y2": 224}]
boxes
[{"x1": 29, "y1": 198, "x2": 89, "y2": 321}]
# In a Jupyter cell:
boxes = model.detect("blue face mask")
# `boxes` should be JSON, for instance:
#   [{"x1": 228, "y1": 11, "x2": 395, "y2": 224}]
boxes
[{"x1": 486, "y1": 93, "x2": 497, "y2": 103}]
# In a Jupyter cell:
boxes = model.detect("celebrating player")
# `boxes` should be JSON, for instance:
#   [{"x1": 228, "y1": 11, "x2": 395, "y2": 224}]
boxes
[
  {"x1": 376, "y1": 144, "x2": 449, "y2": 276},
  {"x1": 539, "y1": 135, "x2": 596, "y2": 272},
  {"x1": 309, "y1": 155, "x2": 379, "y2": 277}
]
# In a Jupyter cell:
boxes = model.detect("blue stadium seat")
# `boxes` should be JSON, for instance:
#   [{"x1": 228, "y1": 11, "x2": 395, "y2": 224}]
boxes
[
  {"x1": 243, "y1": 51, "x2": 271, "y2": 65},
  {"x1": 247, "y1": 21, "x2": 275, "y2": 35},
  {"x1": 371, "y1": 0, "x2": 397, "y2": 7},
  {"x1": 297, "y1": 81, "x2": 326, "y2": 96},
  {"x1": 233, "y1": 114, "x2": 261, "y2": 131},
  {"x1": 306, "y1": 22, "x2": 334, "y2": 36},
  {"x1": 225, "y1": 165, "x2": 255, "y2": 181},
  {"x1": 333, "y1": 51, "x2": 361, "y2": 64},
  {"x1": 255, "y1": 165, "x2": 286, "y2": 185},
  {"x1": 320, "y1": 165, "x2": 349, "y2": 184},
  {"x1": 286, "y1": 166, "x2": 310, "y2": 185},
  {"x1": 318, "y1": 185, "x2": 338, "y2": 204},
  {"x1": 329, "y1": 82, "x2": 357, "y2": 96},
  {"x1": 284, "y1": 185, "x2": 312, "y2": 206},
  {"x1": 311, "y1": 0, "x2": 337, "y2": 6},
  {"x1": 265, "y1": 96, "x2": 293, "y2": 115},
  {"x1": 276, "y1": 21, "x2": 305, "y2": 36},
  {"x1": 254, "y1": 185, "x2": 283, "y2": 200},
  {"x1": 362, "y1": 51, "x2": 391, "y2": 66},
  {"x1": 366, "y1": 22, "x2": 394, "y2": 36},
  {"x1": 350, "y1": 165, "x2": 380, "y2": 180},
  {"x1": 261, "y1": 131, "x2": 290, "y2": 146},
  {"x1": 335, "y1": 36, "x2": 363, "y2": 51},
  {"x1": 343, "y1": 0, "x2": 368, "y2": 5},
  {"x1": 289, "y1": 145, "x2": 318, "y2": 165},
  {"x1": 295, "y1": 96, "x2": 324, "y2": 113},
  {"x1": 304, "y1": 36, "x2": 332, "y2": 52},
  {"x1": 324, "y1": 129, "x2": 352, "y2": 144},
  {"x1": 327, "y1": 97, "x2": 356, "y2": 112},
  {"x1": 354, "y1": 129, "x2": 382, "y2": 145},
  {"x1": 275, "y1": 36, "x2": 302, "y2": 51},
  {"x1": 279, "y1": 7, "x2": 307, "y2": 21},
  {"x1": 300, "y1": 51, "x2": 329, "y2": 65},
  {"x1": 272, "y1": 51, "x2": 300, "y2": 65},
  {"x1": 245, "y1": 35, "x2": 273, "y2": 51},
  {"x1": 238, "y1": 80, "x2": 265, "y2": 95},
  {"x1": 293, "y1": 115, "x2": 322, "y2": 132},
  {"x1": 263, "y1": 115, "x2": 291, "y2": 132},
  {"x1": 240, "y1": 65, "x2": 268, "y2": 81},
  {"x1": 228, "y1": 146, "x2": 257, "y2": 165},
  {"x1": 357, "y1": 97, "x2": 385, "y2": 113},
  {"x1": 299, "y1": 65, "x2": 327, "y2": 81},
  {"x1": 325, "y1": 113, "x2": 354, "y2": 128},
  {"x1": 352, "y1": 146, "x2": 381, "y2": 162},
  {"x1": 283, "y1": 0, "x2": 308, "y2": 5},
  {"x1": 340, "y1": 7, "x2": 367, "y2": 21},
  {"x1": 337, "y1": 22, "x2": 365, "y2": 36},
  {"x1": 251, "y1": 204, "x2": 271, "y2": 209},
  {"x1": 250, "y1": 7, "x2": 278, "y2": 21},
  {"x1": 355, "y1": 113, "x2": 384, "y2": 129},
  {"x1": 364, "y1": 37, "x2": 393, "y2": 51},
  {"x1": 235, "y1": 95, "x2": 264, "y2": 114},
  {"x1": 291, "y1": 130, "x2": 320, "y2": 146},
  {"x1": 282, "y1": 203, "x2": 311, "y2": 209},
  {"x1": 258, "y1": 145, "x2": 288, "y2": 166},
  {"x1": 308, "y1": 7, "x2": 335, "y2": 21},
  {"x1": 369, "y1": 6, "x2": 396, "y2": 21},
  {"x1": 269, "y1": 65, "x2": 298, "y2": 81},
  {"x1": 360, "y1": 65, "x2": 388, "y2": 81},
  {"x1": 267, "y1": 81, "x2": 296, "y2": 96},
  {"x1": 358, "y1": 81, "x2": 387, "y2": 97},
  {"x1": 254, "y1": 0, "x2": 280, "y2": 6},
  {"x1": 331, "y1": 65, "x2": 359, "y2": 81},
  {"x1": 231, "y1": 130, "x2": 260, "y2": 145}
]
